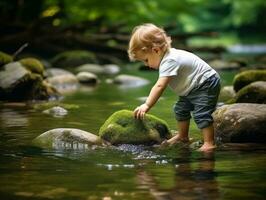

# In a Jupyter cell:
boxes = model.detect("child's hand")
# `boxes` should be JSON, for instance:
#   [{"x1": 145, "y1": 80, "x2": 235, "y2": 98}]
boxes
[{"x1": 134, "y1": 103, "x2": 150, "y2": 119}]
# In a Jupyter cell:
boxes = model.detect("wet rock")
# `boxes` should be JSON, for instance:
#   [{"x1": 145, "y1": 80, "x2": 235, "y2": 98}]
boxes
[
  {"x1": 0, "y1": 62, "x2": 59, "y2": 101},
  {"x1": 46, "y1": 74, "x2": 79, "y2": 93},
  {"x1": 233, "y1": 70, "x2": 266, "y2": 92},
  {"x1": 208, "y1": 59, "x2": 242, "y2": 70},
  {"x1": 99, "y1": 109, "x2": 171, "y2": 145},
  {"x1": 43, "y1": 106, "x2": 68, "y2": 117},
  {"x1": 76, "y1": 72, "x2": 98, "y2": 84},
  {"x1": 213, "y1": 103, "x2": 266, "y2": 143},
  {"x1": 46, "y1": 68, "x2": 74, "y2": 78},
  {"x1": 0, "y1": 62, "x2": 30, "y2": 90},
  {"x1": 113, "y1": 74, "x2": 150, "y2": 88},
  {"x1": 76, "y1": 63, "x2": 120, "y2": 75},
  {"x1": 218, "y1": 86, "x2": 236, "y2": 102},
  {"x1": 232, "y1": 81, "x2": 266, "y2": 103},
  {"x1": 76, "y1": 64, "x2": 104, "y2": 74},
  {"x1": 51, "y1": 50, "x2": 97, "y2": 68},
  {"x1": 103, "y1": 64, "x2": 120, "y2": 75},
  {"x1": 33, "y1": 128, "x2": 104, "y2": 149}
]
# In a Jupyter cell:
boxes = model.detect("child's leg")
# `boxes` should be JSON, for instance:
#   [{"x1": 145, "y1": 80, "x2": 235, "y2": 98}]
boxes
[
  {"x1": 163, "y1": 120, "x2": 190, "y2": 145},
  {"x1": 199, "y1": 123, "x2": 216, "y2": 151}
]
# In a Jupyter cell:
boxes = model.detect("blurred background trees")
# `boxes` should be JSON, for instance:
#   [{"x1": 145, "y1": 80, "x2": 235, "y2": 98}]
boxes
[{"x1": 0, "y1": 0, "x2": 265, "y2": 60}]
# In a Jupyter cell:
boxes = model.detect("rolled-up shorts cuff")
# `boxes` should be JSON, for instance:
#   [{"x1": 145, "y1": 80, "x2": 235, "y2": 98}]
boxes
[
  {"x1": 197, "y1": 120, "x2": 213, "y2": 129},
  {"x1": 175, "y1": 115, "x2": 191, "y2": 121}
]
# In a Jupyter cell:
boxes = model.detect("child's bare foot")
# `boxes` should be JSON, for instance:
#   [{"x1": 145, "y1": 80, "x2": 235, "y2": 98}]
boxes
[
  {"x1": 161, "y1": 133, "x2": 189, "y2": 147},
  {"x1": 198, "y1": 143, "x2": 216, "y2": 152}
]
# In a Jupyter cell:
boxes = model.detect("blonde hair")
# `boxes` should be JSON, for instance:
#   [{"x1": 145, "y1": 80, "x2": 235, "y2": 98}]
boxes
[{"x1": 128, "y1": 23, "x2": 172, "y2": 61}]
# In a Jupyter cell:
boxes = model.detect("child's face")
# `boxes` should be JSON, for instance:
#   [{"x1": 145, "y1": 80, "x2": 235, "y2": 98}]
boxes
[{"x1": 137, "y1": 48, "x2": 163, "y2": 70}]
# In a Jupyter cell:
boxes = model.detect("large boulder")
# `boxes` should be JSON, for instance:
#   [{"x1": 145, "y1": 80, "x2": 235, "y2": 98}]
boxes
[
  {"x1": 99, "y1": 110, "x2": 171, "y2": 145},
  {"x1": 232, "y1": 81, "x2": 266, "y2": 103},
  {"x1": 0, "y1": 62, "x2": 58, "y2": 101},
  {"x1": 33, "y1": 128, "x2": 104, "y2": 149},
  {"x1": 233, "y1": 70, "x2": 266, "y2": 92},
  {"x1": 51, "y1": 50, "x2": 97, "y2": 68},
  {"x1": 213, "y1": 103, "x2": 266, "y2": 143}
]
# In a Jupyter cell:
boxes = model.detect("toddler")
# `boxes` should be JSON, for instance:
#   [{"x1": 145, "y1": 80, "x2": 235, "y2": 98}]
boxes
[{"x1": 128, "y1": 23, "x2": 220, "y2": 152}]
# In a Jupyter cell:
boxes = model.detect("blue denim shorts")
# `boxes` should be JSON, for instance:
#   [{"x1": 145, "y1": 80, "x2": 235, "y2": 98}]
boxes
[{"x1": 173, "y1": 74, "x2": 221, "y2": 129}]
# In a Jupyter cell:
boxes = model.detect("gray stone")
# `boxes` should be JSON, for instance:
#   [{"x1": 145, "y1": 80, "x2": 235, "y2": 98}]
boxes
[
  {"x1": 213, "y1": 103, "x2": 266, "y2": 143},
  {"x1": 43, "y1": 106, "x2": 68, "y2": 117},
  {"x1": 219, "y1": 86, "x2": 236, "y2": 102},
  {"x1": 113, "y1": 74, "x2": 149, "y2": 88},
  {"x1": 46, "y1": 74, "x2": 79, "y2": 93},
  {"x1": 0, "y1": 62, "x2": 30, "y2": 90},
  {"x1": 76, "y1": 64, "x2": 104, "y2": 74},
  {"x1": 76, "y1": 72, "x2": 98, "y2": 84},
  {"x1": 33, "y1": 128, "x2": 104, "y2": 149}
]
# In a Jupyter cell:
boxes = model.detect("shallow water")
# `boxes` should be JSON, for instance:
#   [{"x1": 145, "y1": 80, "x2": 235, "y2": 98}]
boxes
[{"x1": 0, "y1": 63, "x2": 266, "y2": 200}]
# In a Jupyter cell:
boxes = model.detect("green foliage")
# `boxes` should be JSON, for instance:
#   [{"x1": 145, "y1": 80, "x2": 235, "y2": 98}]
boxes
[
  {"x1": 0, "y1": 0, "x2": 265, "y2": 35},
  {"x1": 51, "y1": 50, "x2": 97, "y2": 68}
]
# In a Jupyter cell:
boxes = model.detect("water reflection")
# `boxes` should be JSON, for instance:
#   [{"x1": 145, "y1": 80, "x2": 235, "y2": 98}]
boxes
[
  {"x1": 0, "y1": 108, "x2": 28, "y2": 127},
  {"x1": 136, "y1": 150, "x2": 219, "y2": 200}
]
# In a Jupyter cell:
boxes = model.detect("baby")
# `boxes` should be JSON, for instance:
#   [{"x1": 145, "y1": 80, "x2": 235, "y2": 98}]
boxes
[{"x1": 128, "y1": 23, "x2": 220, "y2": 152}]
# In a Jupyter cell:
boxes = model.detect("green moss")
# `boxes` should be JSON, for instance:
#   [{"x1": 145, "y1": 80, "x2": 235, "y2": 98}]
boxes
[
  {"x1": 51, "y1": 50, "x2": 97, "y2": 68},
  {"x1": 19, "y1": 57, "x2": 44, "y2": 76},
  {"x1": 0, "y1": 51, "x2": 13, "y2": 67},
  {"x1": 33, "y1": 102, "x2": 79, "y2": 111},
  {"x1": 233, "y1": 70, "x2": 266, "y2": 92},
  {"x1": 233, "y1": 81, "x2": 266, "y2": 103},
  {"x1": 99, "y1": 110, "x2": 171, "y2": 145}
]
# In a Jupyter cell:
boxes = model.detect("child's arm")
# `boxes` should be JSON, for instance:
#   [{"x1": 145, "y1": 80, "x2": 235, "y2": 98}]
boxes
[{"x1": 134, "y1": 76, "x2": 171, "y2": 119}]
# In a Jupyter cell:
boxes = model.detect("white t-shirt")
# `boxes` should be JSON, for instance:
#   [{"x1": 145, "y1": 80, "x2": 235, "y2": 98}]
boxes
[{"x1": 159, "y1": 48, "x2": 217, "y2": 96}]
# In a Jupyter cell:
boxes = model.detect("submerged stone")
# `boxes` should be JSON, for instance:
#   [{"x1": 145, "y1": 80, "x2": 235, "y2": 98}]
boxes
[
  {"x1": 33, "y1": 128, "x2": 104, "y2": 149},
  {"x1": 99, "y1": 110, "x2": 171, "y2": 145},
  {"x1": 43, "y1": 106, "x2": 68, "y2": 117}
]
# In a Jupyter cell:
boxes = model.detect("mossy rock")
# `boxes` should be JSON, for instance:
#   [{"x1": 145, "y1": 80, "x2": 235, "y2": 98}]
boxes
[
  {"x1": 33, "y1": 102, "x2": 79, "y2": 111},
  {"x1": 233, "y1": 70, "x2": 266, "y2": 92},
  {"x1": 51, "y1": 50, "x2": 97, "y2": 68},
  {"x1": 230, "y1": 81, "x2": 266, "y2": 104},
  {"x1": 19, "y1": 57, "x2": 44, "y2": 76},
  {"x1": 99, "y1": 110, "x2": 171, "y2": 145},
  {"x1": 0, "y1": 51, "x2": 13, "y2": 67}
]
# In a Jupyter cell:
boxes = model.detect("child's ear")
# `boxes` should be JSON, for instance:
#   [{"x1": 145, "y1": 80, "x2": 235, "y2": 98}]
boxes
[{"x1": 152, "y1": 47, "x2": 160, "y2": 54}]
